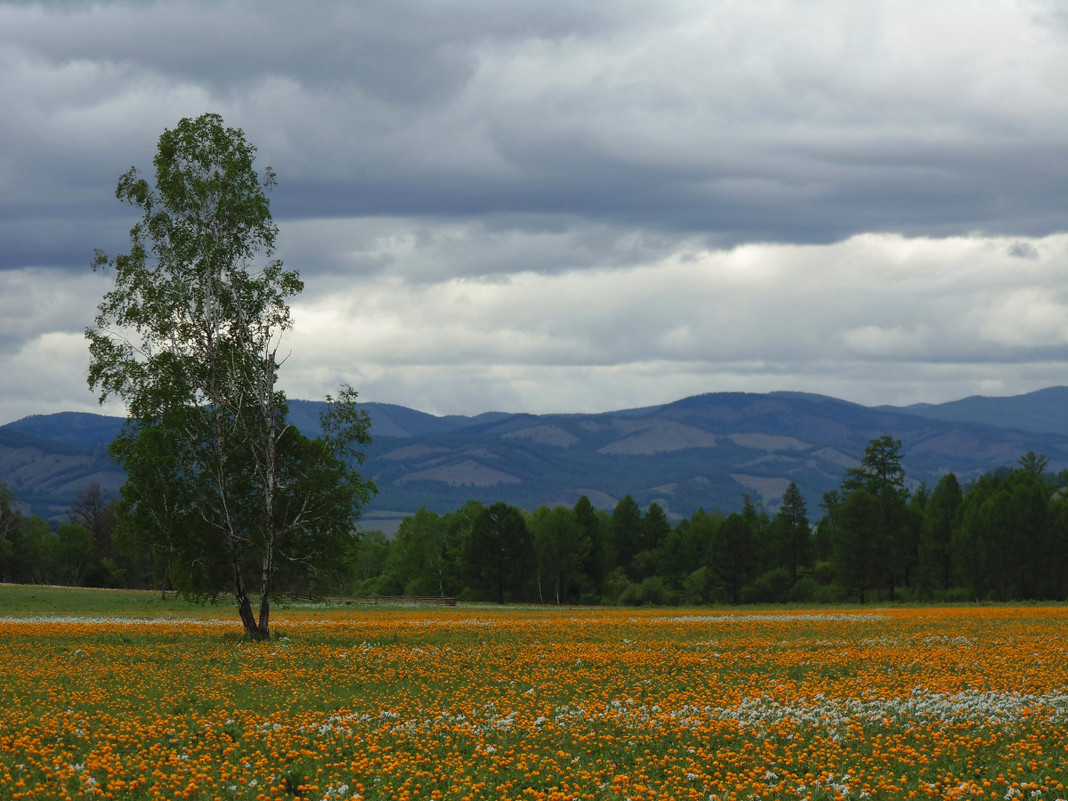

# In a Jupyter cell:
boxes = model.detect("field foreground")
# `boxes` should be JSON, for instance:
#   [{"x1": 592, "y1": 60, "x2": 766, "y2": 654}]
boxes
[{"x1": 1, "y1": 603, "x2": 1067, "y2": 800}]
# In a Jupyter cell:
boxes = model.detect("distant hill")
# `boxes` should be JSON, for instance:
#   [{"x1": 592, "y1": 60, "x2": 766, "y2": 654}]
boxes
[
  {"x1": 0, "y1": 420, "x2": 126, "y2": 519},
  {"x1": 4, "y1": 388, "x2": 1068, "y2": 523},
  {"x1": 881, "y1": 386, "x2": 1068, "y2": 437},
  {"x1": 285, "y1": 399, "x2": 509, "y2": 439}
]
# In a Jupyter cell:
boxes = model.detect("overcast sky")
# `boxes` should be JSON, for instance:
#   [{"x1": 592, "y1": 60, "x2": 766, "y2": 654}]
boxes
[{"x1": 2, "y1": 0, "x2": 1068, "y2": 426}]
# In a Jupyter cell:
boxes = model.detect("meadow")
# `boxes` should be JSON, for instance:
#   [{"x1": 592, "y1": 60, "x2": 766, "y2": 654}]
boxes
[{"x1": 1, "y1": 589, "x2": 1067, "y2": 800}]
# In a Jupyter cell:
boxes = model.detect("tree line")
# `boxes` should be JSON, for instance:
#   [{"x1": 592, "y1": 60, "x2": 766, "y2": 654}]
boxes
[
  {"x1": 6, "y1": 435, "x2": 1065, "y2": 605},
  {"x1": 359, "y1": 436, "x2": 1068, "y2": 605}
]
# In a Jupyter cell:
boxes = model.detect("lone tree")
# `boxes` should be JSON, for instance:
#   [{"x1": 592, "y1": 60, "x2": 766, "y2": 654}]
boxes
[{"x1": 87, "y1": 113, "x2": 376, "y2": 639}]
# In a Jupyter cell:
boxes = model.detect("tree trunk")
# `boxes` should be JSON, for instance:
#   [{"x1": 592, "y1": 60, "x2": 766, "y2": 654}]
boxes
[
  {"x1": 496, "y1": 549, "x2": 505, "y2": 605},
  {"x1": 236, "y1": 587, "x2": 262, "y2": 639},
  {"x1": 233, "y1": 560, "x2": 266, "y2": 640},
  {"x1": 253, "y1": 360, "x2": 278, "y2": 642},
  {"x1": 256, "y1": 549, "x2": 273, "y2": 640},
  {"x1": 257, "y1": 593, "x2": 270, "y2": 640}
]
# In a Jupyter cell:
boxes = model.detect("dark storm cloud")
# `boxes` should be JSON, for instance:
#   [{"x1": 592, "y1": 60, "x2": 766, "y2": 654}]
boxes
[
  {"x1": 0, "y1": 0, "x2": 679, "y2": 273},
  {"x1": 3, "y1": 0, "x2": 1066, "y2": 278}
]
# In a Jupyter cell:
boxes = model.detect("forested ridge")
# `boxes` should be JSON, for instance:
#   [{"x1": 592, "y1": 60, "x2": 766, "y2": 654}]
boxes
[
  {"x1": 8, "y1": 388, "x2": 1068, "y2": 526},
  {"x1": 2, "y1": 435, "x2": 1065, "y2": 606}
]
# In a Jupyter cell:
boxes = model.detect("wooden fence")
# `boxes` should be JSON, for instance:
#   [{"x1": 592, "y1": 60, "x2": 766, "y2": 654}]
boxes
[
  {"x1": 352, "y1": 595, "x2": 457, "y2": 607},
  {"x1": 287, "y1": 594, "x2": 458, "y2": 607}
]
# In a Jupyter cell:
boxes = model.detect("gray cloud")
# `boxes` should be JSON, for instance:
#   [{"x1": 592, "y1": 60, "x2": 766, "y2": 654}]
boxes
[
  {"x1": 4, "y1": 0, "x2": 1067, "y2": 268},
  {"x1": 1009, "y1": 240, "x2": 1041, "y2": 260},
  {"x1": 278, "y1": 216, "x2": 696, "y2": 283},
  {"x1": 2, "y1": 0, "x2": 1068, "y2": 423}
]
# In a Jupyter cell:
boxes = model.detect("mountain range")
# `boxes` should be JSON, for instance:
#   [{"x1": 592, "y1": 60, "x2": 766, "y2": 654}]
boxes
[{"x1": 4, "y1": 387, "x2": 1068, "y2": 529}]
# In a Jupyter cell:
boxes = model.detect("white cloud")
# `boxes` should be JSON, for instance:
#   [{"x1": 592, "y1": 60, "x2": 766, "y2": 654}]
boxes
[
  {"x1": 841, "y1": 325, "x2": 934, "y2": 358},
  {"x1": 0, "y1": 331, "x2": 114, "y2": 424},
  {"x1": 275, "y1": 230, "x2": 1068, "y2": 415},
  {"x1": 3, "y1": 230, "x2": 1067, "y2": 423}
]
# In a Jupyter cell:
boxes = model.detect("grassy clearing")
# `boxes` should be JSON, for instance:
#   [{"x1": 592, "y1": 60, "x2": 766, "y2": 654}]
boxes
[
  {"x1": 0, "y1": 593, "x2": 1067, "y2": 800},
  {"x1": 0, "y1": 584, "x2": 466, "y2": 621},
  {"x1": 0, "y1": 584, "x2": 221, "y2": 619}
]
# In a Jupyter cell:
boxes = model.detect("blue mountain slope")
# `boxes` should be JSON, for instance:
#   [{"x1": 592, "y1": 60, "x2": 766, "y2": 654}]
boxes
[
  {"x1": 883, "y1": 386, "x2": 1068, "y2": 437},
  {"x1": 286, "y1": 399, "x2": 508, "y2": 439},
  {"x1": 4, "y1": 388, "x2": 1068, "y2": 521},
  {"x1": 3, "y1": 412, "x2": 125, "y2": 452},
  {"x1": 0, "y1": 425, "x2": 86, "y2": 456}
]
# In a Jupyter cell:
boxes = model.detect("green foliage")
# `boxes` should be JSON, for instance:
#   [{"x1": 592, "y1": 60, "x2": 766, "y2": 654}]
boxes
[
  {"x1": 826, "y1": 436, "x2": 911, "y2": 602},
  {"x1": 844, "y1": 435, "x2": 906, "y2": 493},
  {"x1": 573, "y1": 495, "x2": 606, "y2": 595},
  {"x1": 609, "y1": 495, "x2": 642, "y2": 575},
  {"x1": 681, "y1": 565, "x2": 716, "y2": 605},
  {"x1": 716, "y1": 512, "x2": 756, "y2": 604},
  {"x1": 68, "y1": 483, "x2": 117, "y2": 558},
  {"x1": 388, "y1": 507, "x2": 458, "y2": 598},
  {"x1": 51, "y1": 524, "x2": 97, "y2": 587},
  {"x1": 86, "y1": 114, "x2": 375, "y2": 637},
  {"x1": 952, "y1": 463, "x2": 1062, "y2": 601},
  {"x1": 13, "y1": 516, "x2": 50, "y2": 585},
  {"x1": 281, "y1": 762, "x2": 310, "y2": 795},
  {"x1": 530, "y1": 505, "x2": 589, "y2": 604},
  {"x1": 640, "y1": 502, "x2": 671, "y2": 553},
  {"x1": 618, "y1": 575, "x2": 676, "y2": 606},
  {"x1": 341, "y1": 443, "x2": 1068, "y2": 607},
  {"x1": 786, "y1": 573, "x2": 819, "y2": 603},
  {"x1": 830, "y1": 487, "x2": 883, "y2": 603},
  {"x1": 0, "y1": 482, "x2": 20, "y2": 582},
  {"x1": 771, "y1": 481, "x2": 810, "y2": 586},
  {"x1": 742, "y1": 566, "x2": 793, "y2": 604},
  {"x1": 917, "y1": 473, "x2": 962, "y2": 597},
  {"x1": 354, "y1": 530, "x2": 391, "y2": 584},
  {"x1": 463, "y1": 502, "x2": 535, "y2": 603}
]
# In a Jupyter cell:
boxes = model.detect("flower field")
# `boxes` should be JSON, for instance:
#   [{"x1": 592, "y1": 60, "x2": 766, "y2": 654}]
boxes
[{"x1": 1, "y1": 604, "x2": 1068, "y2": 800}]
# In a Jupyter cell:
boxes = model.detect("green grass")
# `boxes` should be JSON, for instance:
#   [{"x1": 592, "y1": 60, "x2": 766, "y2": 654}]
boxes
[{"x1": 0, "y1": 583, "x2": 224, "y2": 618}]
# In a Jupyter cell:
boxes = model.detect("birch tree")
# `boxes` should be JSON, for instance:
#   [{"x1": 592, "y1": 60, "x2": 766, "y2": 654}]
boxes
[{"x1": 87, "y1": 113, "x2": 375, "y2": 639}]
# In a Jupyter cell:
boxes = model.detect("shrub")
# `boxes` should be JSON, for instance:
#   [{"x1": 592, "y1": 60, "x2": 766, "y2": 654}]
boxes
[
  {"x1": 741, "y1": 567, "x2": 792, "y2": 604},
  {"x1": 682, "y1": 566, "x2": 713, "y2": 605},
  {"x1": 619, "y1": 576, "x2": 677, "y2": 606},
  {"x1": 787, "y1": 575, "x2": 819, "y2": 603}
]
